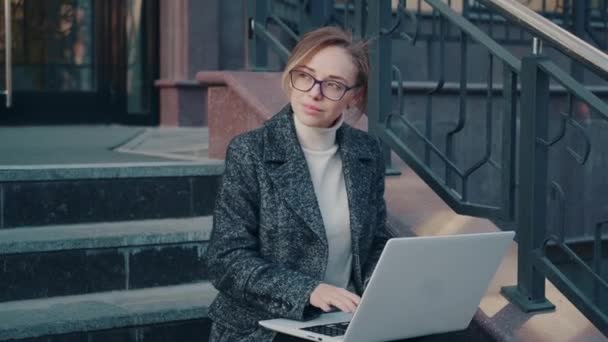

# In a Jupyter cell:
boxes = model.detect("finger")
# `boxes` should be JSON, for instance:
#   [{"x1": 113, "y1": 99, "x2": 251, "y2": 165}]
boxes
[
  {"x1": 342, "y1": 297, "x2": 358, "y2": 312},
  {"x1": 334, "y1": 288, "x2": 360, "y2": 307},
  {"x1": 326, "y1": 290, "x2": 357, "y2": 310},
  {"x1": 329, "y1": 296, "x2": 357, "y2": 313},
  {"x1": 340, "y1": 293, "x2": 360, "y2": 311},
  {"x1": 340, "y1": 289, "x2": 361, "y2": 305},
  {"x1": 328, "y1": 299, "x2": 349, "y2": 313},
  {"x1": 312, "y1": 296, "x2": 332, "y2": 312}
]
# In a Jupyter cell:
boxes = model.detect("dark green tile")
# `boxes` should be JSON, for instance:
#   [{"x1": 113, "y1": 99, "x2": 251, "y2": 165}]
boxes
[
  {"x1": 3, "y1": 177, "x2": 195, "y2": 227},
  {"x1": 191, "y1": 176, "x2": 221, "y2": 216},
  {"x1": 128, "y1": 243, "x2": 207, "y2": 289},
  {"x1": 139, "y1": 319, "x2": 211, "y2": 342},
  {"x1": 0, "y1": 249, "x2": 125, "y2": 302}
]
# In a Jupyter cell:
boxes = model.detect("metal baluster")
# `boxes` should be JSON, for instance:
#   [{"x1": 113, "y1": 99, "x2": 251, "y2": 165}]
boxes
[
  {"x1": 603, "y1": 0, "x2": 608, "y2": 49},
  {"x1": 501, "y1": 65, "x2": 517, "y2": 221},
  {"x1": 445, "y1": 30, "x2": 467, "y2": 190},
  {"x1": 368, "y1": 0, "x2": 400, "y2": 176},
  {"x1": 593, "y1": 221, "x2": 608, "y2": 309},
  {"x1": 344, "y1": 0, "x2": 350, "y2": 30},
  {"x1": 353, "y1": 0, "x2": 364, "y2": 38},
  {"x1": 3, "y1": 0, "x2": 12, "y2": 107},
  {"x1": 532, "y1": 36, "x2": 543, "y2": 55},
  {"x1": 248, "y1": 0, "x2": 270, "y2": 70}
]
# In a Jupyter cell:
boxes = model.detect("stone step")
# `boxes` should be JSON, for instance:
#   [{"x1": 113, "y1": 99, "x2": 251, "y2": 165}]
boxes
[
  {"x1": 0, "y1": 161, "x2": 223, "y2": 228},
  {"x1": 0, "y1": 217, "x2": 213, "y2": 303},
  {"x1": 0, "y1": 282, "x2": 218, "y2": 341}
]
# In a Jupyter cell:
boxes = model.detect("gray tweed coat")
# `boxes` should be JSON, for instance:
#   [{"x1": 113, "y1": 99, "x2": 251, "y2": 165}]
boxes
[{"x1": 205, "y1": 105, "x2": 391, "y2": 342}]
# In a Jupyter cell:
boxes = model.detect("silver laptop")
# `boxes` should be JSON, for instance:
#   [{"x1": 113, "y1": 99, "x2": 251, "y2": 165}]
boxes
[{"x1": 259, "y1": 231, "x2": 515, "y2": 342}]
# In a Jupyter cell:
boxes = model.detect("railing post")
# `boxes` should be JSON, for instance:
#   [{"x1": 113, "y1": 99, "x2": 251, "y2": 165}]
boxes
[
  {"x1": 298, "y1": 0, "x2": 333, "y2": 34},
  {"x1": 367, "y1": 0, "x2": 398, "y2": 175},
  {"x1": 570, "y1": 0, "x2": 587, "y2": 82},
  {"x1": 307, "y1": 0, "x2": 334, "y2": 30},
  {"x1": 500, "y1": 64, "x2": 517, "y2": 222},
  {"x1": 501, "y1": 56, "x2": 555, "y2": 313},
  {"x1": 367, "y1": 0, "x2": 400, "y2": 176},
  {"x1": 353, "y1": 0, "x2": 366, "y2": 39},
  {"x1": 248, "y1": 0, "x2": 270, "y2": 70}
]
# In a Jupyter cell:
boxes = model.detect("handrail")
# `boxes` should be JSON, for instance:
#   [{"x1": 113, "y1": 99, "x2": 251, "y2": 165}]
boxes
[
  {"x1": 251, "y1": 20, "x2": 291, "y2": 62},
  {"x1": 479, "y1": 0, "x2": 608, "y2": 79}
]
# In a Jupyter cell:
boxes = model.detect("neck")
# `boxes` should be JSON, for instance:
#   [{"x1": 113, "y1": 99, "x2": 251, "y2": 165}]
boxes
[{"x1": 293, "y1": 113, "x2": 343, "y2": 151}]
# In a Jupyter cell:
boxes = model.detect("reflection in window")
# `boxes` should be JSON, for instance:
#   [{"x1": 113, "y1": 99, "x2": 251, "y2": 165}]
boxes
[
  {"x1": 127, "y1": 0, "x2": 144, "y2": 113},
  {"x1": 0, "y1": 0, "x2": 94, "y2": 91}
]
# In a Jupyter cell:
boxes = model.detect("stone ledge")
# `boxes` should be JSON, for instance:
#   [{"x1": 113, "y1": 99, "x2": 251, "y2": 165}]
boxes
[
  {"x1": 0, "y1": 162, "x2": 224, "y2": 182},
  {"x1": 0, "y1": 282, "x2": 218, "y2": 341},
  {"x1": 196, "y1": 71, "x2": 286, "y2": 123},
  {"x1": 0, "y1": 217, "x2": 213, "y2": 254},
  {"x1": 155, "y1": 79, "x2": 201, "y2": 88},
  {"x1": 155, "y1": 79, "x2": 209, "y2": 126}
]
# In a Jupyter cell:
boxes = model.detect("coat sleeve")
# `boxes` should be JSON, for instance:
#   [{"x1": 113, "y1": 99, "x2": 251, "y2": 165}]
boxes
[
  {"x1": 361, "y1": 139, "x2": 392, "y2": 290},
  {"x1": 205, "y1": 137, "x2": 321, "y2": 320}
]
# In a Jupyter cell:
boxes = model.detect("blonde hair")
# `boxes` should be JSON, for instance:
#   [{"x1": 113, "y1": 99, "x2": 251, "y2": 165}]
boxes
[{"x1": 281, "y1": 26, "x2": 370, "y2": 111}]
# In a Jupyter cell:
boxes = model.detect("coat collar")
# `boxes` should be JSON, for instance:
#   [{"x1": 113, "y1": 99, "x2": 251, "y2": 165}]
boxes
[
  {"x1": 262, "y1": 105, "x2": 376, "y2": 251},
  {"x1": 262, "y1": 105, "x2": 375, "y2": 162}
]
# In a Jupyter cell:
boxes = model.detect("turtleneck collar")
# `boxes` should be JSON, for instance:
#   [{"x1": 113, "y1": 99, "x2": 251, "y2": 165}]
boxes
[{"x1": 293, "y1": 113, "x2": 344, "y2": 152}]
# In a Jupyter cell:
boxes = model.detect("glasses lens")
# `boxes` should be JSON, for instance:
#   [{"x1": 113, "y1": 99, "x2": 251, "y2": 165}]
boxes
[
  {"x1": 291, "y1": 71, "x2": 314, "y2": 91},
  {"x1": 321, "y1": 81, "x2": 347, "y2": 101}
]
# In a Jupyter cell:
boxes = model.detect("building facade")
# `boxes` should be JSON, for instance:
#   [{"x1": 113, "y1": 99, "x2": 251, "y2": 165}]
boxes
[{"x1": 0, "y1": 0, "x2": 244, "y2": 126}]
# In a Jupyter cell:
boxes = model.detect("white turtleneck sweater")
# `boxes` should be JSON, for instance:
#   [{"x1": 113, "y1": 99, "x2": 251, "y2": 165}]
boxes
[{"x1": 293, "y1": 114, "x2": 352, "y2": 289}]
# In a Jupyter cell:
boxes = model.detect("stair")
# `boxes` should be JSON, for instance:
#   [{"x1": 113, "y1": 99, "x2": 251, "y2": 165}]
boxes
[
  {"x1": 0, "y1": 162, "x2": 222, "y2": 228},
  {"x1": 0, "y1": 159, "x2": 223, "y2": 341},
  {"x1": 0, "y1": 217, "x2": 213, "y2": 302},
  {"x1": 0, "y1": 282, "x2": 217, "y2": 341}
]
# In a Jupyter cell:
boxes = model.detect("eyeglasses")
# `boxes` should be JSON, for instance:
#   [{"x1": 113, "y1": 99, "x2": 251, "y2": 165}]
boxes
[{"x1": 289, "y1": 70, "x2": 358, "y2": 101}]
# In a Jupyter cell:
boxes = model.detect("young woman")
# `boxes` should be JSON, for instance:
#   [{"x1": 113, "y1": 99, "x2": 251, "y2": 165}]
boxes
[{"x1": 205, "y1": 26, "x2": 391, "y2": 342}]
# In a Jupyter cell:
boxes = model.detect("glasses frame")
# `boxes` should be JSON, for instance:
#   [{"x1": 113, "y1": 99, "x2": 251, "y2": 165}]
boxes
[{"x1": 289, "y1": 69, "x2": 359, "y2": 101}]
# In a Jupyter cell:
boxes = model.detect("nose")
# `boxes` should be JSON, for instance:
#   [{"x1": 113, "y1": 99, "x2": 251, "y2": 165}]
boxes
[{"x1": 308, "y1": 82, "x2": 323, "y2": 100}]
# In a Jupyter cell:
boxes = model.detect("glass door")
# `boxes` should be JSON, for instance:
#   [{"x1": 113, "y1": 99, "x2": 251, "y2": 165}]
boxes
[{"x1": 0, "y1": 0, "x2": 157, "y2": 125}]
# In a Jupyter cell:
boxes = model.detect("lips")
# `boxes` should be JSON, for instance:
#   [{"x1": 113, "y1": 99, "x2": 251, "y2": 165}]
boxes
[{"x1": 302, "y1": 104, "x2": 322, "y2": 115}]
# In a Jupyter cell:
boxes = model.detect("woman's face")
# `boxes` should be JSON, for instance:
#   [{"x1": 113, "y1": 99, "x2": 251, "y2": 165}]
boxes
[{"x1": 289, "y1": 45, "x2": 359, "y2": 128}]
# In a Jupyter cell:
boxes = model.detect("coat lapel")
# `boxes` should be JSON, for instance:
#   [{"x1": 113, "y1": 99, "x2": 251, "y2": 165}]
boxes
[
  {"x1": 262, "y1": 105, "x2": 378, "y2": 254},
  {"x1": 337, "y1": 126, "x2": 376, "y2": 258},
  {"x1": 263, "y1": 106, "x2": 328, "y2": 245}
]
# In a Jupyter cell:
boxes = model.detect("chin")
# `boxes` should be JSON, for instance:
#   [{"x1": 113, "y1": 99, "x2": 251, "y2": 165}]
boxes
[
  {"x1": 295, "y1": 111, "x2": 323, "y2": 127},
  {"x1": 304, "y1": 117, "x2": 329, "y2": 128}
]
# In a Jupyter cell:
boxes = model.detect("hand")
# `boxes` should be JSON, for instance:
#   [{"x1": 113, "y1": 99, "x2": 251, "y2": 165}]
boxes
[{"x1": 309, "y1": 283, "x2": 361, "y2": 313}]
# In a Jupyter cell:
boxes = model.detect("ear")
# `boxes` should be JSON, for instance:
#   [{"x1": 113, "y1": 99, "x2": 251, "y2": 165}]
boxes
[
  {"x1": 344, "y1": 101, "x2": 364, "y2": 126},
  {"x1": 349, "y1": 88, "x2": 364, "y2": 110}
]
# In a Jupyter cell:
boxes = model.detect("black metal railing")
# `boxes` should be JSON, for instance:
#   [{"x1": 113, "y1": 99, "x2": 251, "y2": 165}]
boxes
[
  {"x1": 247, "y1": 1, "x2": 608, "y2": 73},
  {"x1": 247, "y1": 0, "x2": 366, "y2": 70},
  {"x1": 371, "y1": 0, "x2": 519, "y2": 221},
  {"x1": 398, "y1": 0, "x2": 608, "y2": 84},
  {"x1": 501, "y1": 54, "x2": 608, "y2": 333},
  {"x1": 459, "y1": 0, "x2": 608, "y2": 51},
  {"x1": 380, "y1": 0, "x2": 608, "y2": 334}
]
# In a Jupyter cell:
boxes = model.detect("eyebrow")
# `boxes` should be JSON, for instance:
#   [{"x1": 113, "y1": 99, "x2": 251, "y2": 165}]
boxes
[{"x1": 297, "y1": 66, "x2": 350, "y2": 84}]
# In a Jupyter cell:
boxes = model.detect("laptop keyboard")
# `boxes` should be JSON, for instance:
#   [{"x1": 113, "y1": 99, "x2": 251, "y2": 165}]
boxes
[{"x1": 301, "y1": 322, "x2": 350, "y2": 337}]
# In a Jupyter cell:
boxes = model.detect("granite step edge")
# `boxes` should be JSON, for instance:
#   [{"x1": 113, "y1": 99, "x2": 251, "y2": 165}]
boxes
[
  {"x1": 0, "y1": 216, "x2": 214, "y2": 255},
  {"x1": 0, "y1": 161, "x2": 224, "y2": 182},
  {"x1": 0, "y1": 282, "x2": 218, "y2": 341}
]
